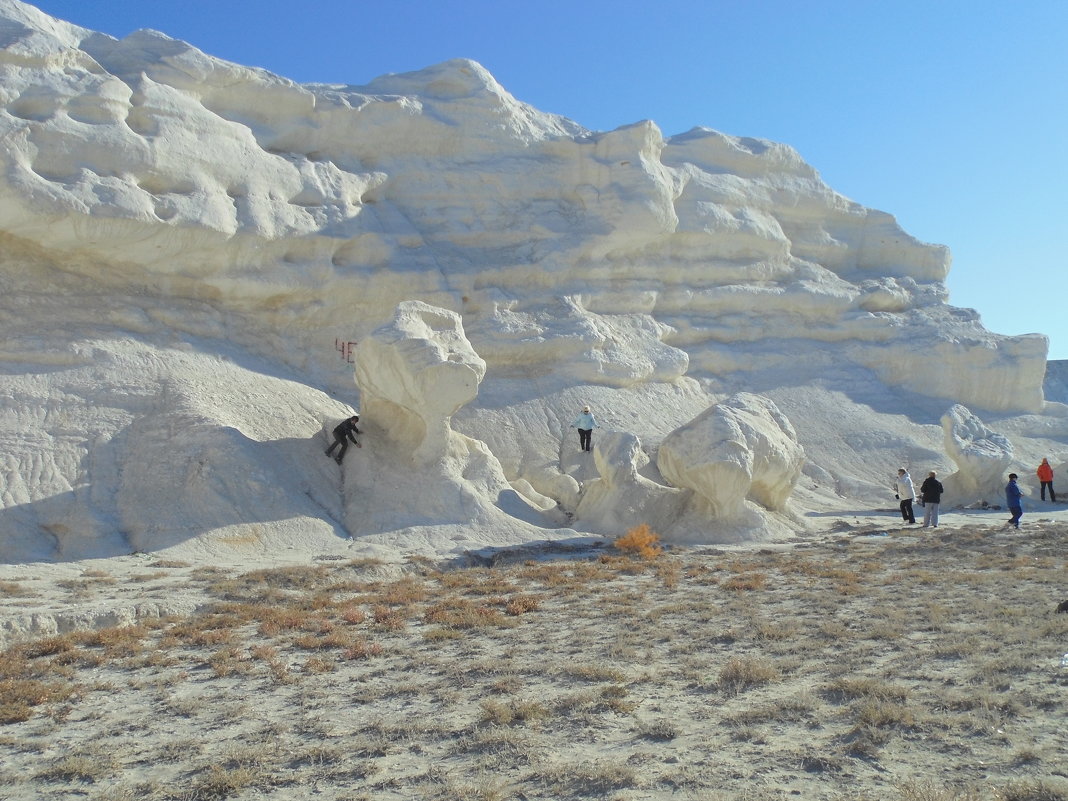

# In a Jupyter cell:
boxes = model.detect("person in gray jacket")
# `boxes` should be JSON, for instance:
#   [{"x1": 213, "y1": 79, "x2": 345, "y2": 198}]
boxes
[{"x1": 895, "y1": 468, "x2": 916, "y2": 524}]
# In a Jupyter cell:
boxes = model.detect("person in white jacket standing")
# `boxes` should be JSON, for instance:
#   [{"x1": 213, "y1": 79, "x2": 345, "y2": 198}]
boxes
[
  {"x1": 570, "y1": 405, "x2": 600, "y2": 452},
  {"x1": 895, "y1": 468, "x2": 917, "y2": 524}
]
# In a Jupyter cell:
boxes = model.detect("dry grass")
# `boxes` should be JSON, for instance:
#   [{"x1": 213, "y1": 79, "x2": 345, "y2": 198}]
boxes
[
  {"x1": 718, "y1": 655, "x2": 781, "y2": 693},
  {"x1": 0, "y1": 524, "x2": 1067, "y2": 800},
  {"x1": 0, "y1": 580, "x2": 33, "y2": 597}
]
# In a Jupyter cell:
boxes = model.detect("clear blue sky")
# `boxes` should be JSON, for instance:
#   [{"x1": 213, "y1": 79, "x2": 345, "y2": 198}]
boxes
[{"x1": 28, "y1": 0, "x2": 1068, "y2": 358}]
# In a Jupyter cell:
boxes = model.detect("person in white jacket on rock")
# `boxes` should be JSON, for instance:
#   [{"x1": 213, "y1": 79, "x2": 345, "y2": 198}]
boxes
[
  {"x1": 570, "y1": 405, "x2": 600, "y2": 452},
  {"x1": 895, "y1": 468, "x2": 917, "y2": 524}
]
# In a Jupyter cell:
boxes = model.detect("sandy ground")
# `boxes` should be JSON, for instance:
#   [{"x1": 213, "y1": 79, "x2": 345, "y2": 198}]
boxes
[{"x1": 1, "y1": 505, "x2": 1067, "y2": 801}]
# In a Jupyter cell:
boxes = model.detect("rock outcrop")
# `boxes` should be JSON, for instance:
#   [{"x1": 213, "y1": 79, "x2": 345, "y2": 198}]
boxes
[
  {"x1": 940, "y1": 404, "x2": 1014, "y2": 505},
  {"x1": 355, "y1": 301, "x2": 486, "y2": 467},
  {"x1": 344, "y1": 301, "x2": 564, "y2": 544},
  {"x1": 574, "y1": 431, "x2": 687, "y2": 536},
  {"x1": 0, "y1": 0, "x2": 1047, "y2": 412}
]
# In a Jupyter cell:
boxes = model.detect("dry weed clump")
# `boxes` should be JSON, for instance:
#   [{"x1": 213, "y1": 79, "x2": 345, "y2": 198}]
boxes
[
  {"x1": 364, "y1": 576, "x2": 430, "y2": 606},
  {"x1": 515, "y1": 561, "x2": 577, "y2": 587},
  {"x1": 75, "y1": 624, "x2": 148, "y2": 658},
  {"x1": 537, "y1": 758, "x2": 640, "y2": 795},
  {"x1": 825, "y1": 677, "x2": 910, "y2": 703},
  {"x1": 718, "y1": 655, "x2": 780, "y2": 693},
  {"x1": 654, "y1": 558, "x2": 682, "y2": 588},
  {"x1": 160, "y1": 622, "x2": 236, "y2": 649},
  {"x1": 614, "y1": 523, "x2": 663, "y2": 560},
  {"x1": 563, "y1": 663, "x2": 628, "y2": 683},
  {"x1": 35, "y1": 750, "x2": 118, "y2": 784},
  {"x1": 0, "y1": 676, "x2": 76, "y2": 725},
  {"x1": 370, "y1": 604, "x2": 407, "y2": 630},
  {"x1": 207, "y1": 647, "x2": 252, "y2": 677},
  {"x1": 894, "y1": 780, "x2": 987, "y2": 801},
  {"x1": 0, "y1": 580, "x2": 33, "y2": 597},
  {"x1": 637, "y1": 717, "x2": 679, "y2": 740},
  {"x1": 302, "y1": 656, "x2": 336, "y2": 674},
  {"x1": 424, "y1": 597, "x2": 511, "y2": 630},
  {"x1": 340, "y1": 604, "x2": 367, "y2": 624},
  {"x1": 342, "y1": 639, "x2": 384, "y2": 660},
  {"x1": 436, "y1": 568, "x2": 517, "y2": 596},
  {"x1": 995, "y1": 780, "x2": 1068, "y2": 801},
  {"x1": 722, "y1": 572, "x2": 768, "y2": 591},
  {"x1": 1, "y1": 636, "x2": 85, "y2": 724},
  {"x1": 853, "y1": 698, "x2": 918, "y2": 729},
  {"x1": 504, "y1": 594, "x2": 541, "y2": 616},
  {"x1": 479, "y1": 698, "x2": 550, "y2": 726},
  {"x1": 189, "y1": 764, "x2": 261, "y2": 799}
]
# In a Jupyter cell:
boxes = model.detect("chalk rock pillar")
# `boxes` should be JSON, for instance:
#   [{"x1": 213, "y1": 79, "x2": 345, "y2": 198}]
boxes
[
  {"x1": 355, "y1": 301, "x2": 486, "y2": 466},
  {"x1": 940, "y1": 404, "x2": 1013, "y2": 504}
]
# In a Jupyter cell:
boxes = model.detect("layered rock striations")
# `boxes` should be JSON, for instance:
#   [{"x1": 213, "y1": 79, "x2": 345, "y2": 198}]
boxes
[
  {"x1": 0, "y1": 0, "x2": 1059, "y2": 561},
  {"x1": 1, "y1": 0, "x2": 1047, "y2": 407}
]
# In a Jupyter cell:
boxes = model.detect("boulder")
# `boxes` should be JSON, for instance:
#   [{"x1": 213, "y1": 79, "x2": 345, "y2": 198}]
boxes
[
  {"x1": 657, "y1": 393, "x2": 804, "y2": 520},
  {"x1": 346, "y1": 301, "x2": 566, "y2": 543}
]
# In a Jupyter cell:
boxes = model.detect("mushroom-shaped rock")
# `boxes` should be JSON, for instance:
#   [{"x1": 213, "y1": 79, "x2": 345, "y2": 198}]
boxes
[
  {"x1": 574, "y1": 431, "x2": 687, "y2": 535},
  {"x1": 940, "y1": 404, "x2": 1013, "y2": 504},
  {"x1": 657, "y1": 393, "x2": 804, "y2": 520},
  {"x1": 355, "y1": 300, "x2": 486, "y2": 466},
  {"x1": 345, "y1": 301, "x2": 567, "y2": 545}
]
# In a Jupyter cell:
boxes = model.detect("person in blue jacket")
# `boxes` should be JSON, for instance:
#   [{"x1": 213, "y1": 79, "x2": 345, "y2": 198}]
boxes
[
  {"x1": 1005, "y1": 473, "x2": 1023, "y2": 529},
  {"x1": 570, "y1": 405, "x2": 600, "y2": 452}
]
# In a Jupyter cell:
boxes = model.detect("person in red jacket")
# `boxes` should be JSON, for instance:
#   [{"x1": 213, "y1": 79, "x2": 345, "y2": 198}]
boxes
[{"x1": 1037, "y1": 458, "x2": 1056, "y2": 502}]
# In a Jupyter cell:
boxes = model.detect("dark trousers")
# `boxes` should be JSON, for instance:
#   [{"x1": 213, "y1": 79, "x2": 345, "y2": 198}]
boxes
[
  {"x1": 1040, "y1": 481, "x2": 1056, "y2": 502},
  {"x1": 326, "y1": 436, "x2": 350, "y2": 462},
  {"x1": 577, "y1": 428, "x2": 592, "y2": 452},
  {"x1": 1008, "y1": 505, "x2": 1022, "y2": 528},
  {"x1": 899, "y1": 498, "x2": 915, "y2": 523}
]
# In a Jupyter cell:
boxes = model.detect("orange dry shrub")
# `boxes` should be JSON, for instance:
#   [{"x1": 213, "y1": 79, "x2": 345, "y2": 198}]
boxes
[{"x1": 614, "y1": 524, "x2": 663, "y2": 560}]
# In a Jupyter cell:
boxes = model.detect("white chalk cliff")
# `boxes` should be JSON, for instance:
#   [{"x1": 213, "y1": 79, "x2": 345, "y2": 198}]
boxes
[{"x1": 1, "y1": 0, "x2": 1064, "y2": 563}]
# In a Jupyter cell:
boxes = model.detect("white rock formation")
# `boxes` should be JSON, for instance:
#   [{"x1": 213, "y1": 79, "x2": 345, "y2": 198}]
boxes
[
  {"x1": 0, "y1": 336, "x2": 358, "y2": 562},
  {"x1": 940, "y1": 404, "x2": 1014, "y2": 505},
  {"x1": 657, "y1": 393, "x2": 805, "y2": 521},
  {"x1": 0, "y1": 0, "x2": 1064, "y2": 564},
  {"x1": 0, "y1": 0, "x2": 1047, "y2": 411},
  {"x1": 355, "y1": 301, "x2": 486, "y2": 467},
  {"x1": 344, "y1": 301, "x2": 564, "y2": 544},
  {"x1": 573, "y1": 431, "x2": 688, "y2": 536}
]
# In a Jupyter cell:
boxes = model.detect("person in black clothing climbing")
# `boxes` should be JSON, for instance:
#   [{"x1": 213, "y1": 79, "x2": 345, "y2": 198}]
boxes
[{"x1": 325, "y1": 415, "x2": 362, "y2": 464}]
